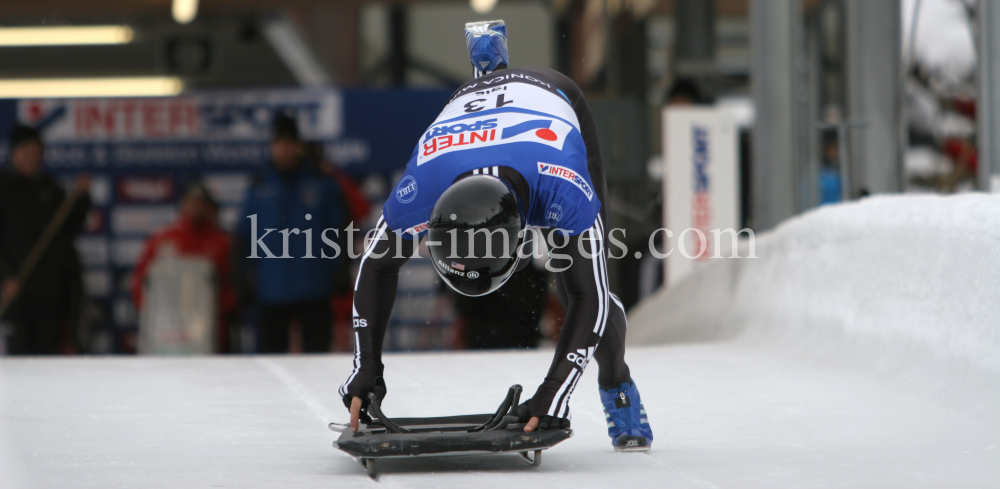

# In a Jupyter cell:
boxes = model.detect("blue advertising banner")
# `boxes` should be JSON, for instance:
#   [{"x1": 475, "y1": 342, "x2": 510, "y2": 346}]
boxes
[
  {"x1": 0, "y1": 88, "x2": 452, "y2": 352},
  {"x1": 3, "y1": 88, "x2": 449, "y2": 176}
]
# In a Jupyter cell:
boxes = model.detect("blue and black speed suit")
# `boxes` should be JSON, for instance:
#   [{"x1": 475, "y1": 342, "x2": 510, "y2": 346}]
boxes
[{"x1": 341, "y1": 67, "x2": 631, "y2": 427}]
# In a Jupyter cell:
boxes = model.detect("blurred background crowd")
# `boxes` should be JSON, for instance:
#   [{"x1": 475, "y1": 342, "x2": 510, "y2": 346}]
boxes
[{"x1": 0, "y1": 0, "x2": 992, "y2": 355}]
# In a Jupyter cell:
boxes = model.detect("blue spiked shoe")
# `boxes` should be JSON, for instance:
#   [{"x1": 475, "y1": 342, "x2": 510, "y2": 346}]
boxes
[
  {"x1": 599, "y1": 379, "x2": 653, "y2": 452},
  {"x1": 464, "y1": 20, "x2": 508, "y2": 78}
]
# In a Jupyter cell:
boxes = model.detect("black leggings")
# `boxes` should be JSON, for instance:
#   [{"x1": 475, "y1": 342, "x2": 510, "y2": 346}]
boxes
[
  {"x1": 4, "y1": 290, "x2": 69, "y2": 355},
  {"x1": 518, "y1": 225, "x2": 631, "y2": 389},
  {"x1": 554, "y1": 270, "x2": 630, "y2": 389},
  {"x1": 257, "y1": 300, "x2": 331, "y2": 353}
]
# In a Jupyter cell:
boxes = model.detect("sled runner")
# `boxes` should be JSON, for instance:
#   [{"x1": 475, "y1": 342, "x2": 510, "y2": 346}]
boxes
[{"x1": 330, "y1": 385, "x2": 572, "y2": 477}]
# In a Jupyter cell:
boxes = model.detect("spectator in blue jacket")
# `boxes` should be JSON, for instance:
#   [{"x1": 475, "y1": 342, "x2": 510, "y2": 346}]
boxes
[{"x1": 235, "y1": 113, "x2": 348, "y2": 353}]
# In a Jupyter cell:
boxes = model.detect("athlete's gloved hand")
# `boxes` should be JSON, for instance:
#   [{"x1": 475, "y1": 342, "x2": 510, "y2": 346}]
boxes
[
  {"x1": 342, "y1": 374, "x2": 386, "y2": 432},
  {"x1": 514, "y1": 398, "x2": 571, "y2": 432}
]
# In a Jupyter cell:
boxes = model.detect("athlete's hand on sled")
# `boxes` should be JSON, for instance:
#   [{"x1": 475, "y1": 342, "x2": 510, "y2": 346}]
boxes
[
  {"x1": 514, "y1": 399, "x2": 571, "y2": 432},
  {"x1": 348, "y1": 397, "x2": 363, "y2": 432},
  {"x1": 342, "y1": 375, "x2": 387, "y2": 432},
  {"x1": 524, "y1": 415, "x2": 571, "y2": 432}
]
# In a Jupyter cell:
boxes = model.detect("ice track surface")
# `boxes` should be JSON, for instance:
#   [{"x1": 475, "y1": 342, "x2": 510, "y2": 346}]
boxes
[
  {"x1": 3, "y1": 195, "x2": 999, "y2": 488},
  {"x1": 1, "y1": 346, "x2": 996, "y2": 489}
]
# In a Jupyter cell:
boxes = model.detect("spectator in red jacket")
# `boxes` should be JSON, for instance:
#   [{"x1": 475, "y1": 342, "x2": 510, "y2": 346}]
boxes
[{"x1": 131, "y1": 181, "x2": 235, "y2": 353}]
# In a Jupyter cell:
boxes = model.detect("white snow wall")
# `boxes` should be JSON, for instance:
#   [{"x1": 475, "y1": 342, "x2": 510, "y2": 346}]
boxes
[{"x1": 627, "y1": 194, "x2": 1000, "y2": 415}]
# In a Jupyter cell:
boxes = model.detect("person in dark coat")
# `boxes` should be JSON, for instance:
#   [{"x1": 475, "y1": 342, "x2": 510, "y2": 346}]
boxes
[
  {"x1": 0, "y1": 125, "x2": 91, "y2": 355},
  {"x1": 234, "y1": 114, "x2": 348, "y2": 353}
]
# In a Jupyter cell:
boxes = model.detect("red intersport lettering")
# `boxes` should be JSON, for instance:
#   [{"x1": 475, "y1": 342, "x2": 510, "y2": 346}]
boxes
[
  {"x1": 75, "y1": 104, "x2": 109, "y2": 138},
  {"x1": 692, "y1": 192, "x2": 713, "y2": 260},
  {"x1": 422, "y1": 129, "x2": 497, "y2": 158},
  {"x1": 471, "y1": 130, "x2": 489, "y2": 143},
  {"x1": 423, "y1": 138, "x2": 438, "y2": 156},
  {"x1": 167, "y1": 103, "x2": 199, "y2": 135},
  {"x1": 548, "y1": 166, "x2": 576, "y2": 180},
  {"x1": 142, "y1": 103, "x2": 165, "y2": 137},
  {"x1": 692, "y1": 193, "x2": 712, "y2": 228},
  {"x1": 73, "y1": 98, "x2": 201, "y2": 139},
  {"x1": 120, "y1": 101, "x2": 138, "y2": 137},
  {"x1": 438, "y1": 135, "x2": 453, "y2": 151}
]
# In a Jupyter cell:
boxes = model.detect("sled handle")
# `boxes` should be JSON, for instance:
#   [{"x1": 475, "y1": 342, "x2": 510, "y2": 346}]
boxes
[
  {"x1": 366, "y1": 392, "x2": 413, "y2": 434},
  {"x1": 469, "y1": 385, "x2": 518, "y2": 432},
  {"x1": 478, "y1": 384, "x2": 522, "y2": 432},
  {"x1": 366, "y1": 384, "x2": 523, "y2": 434}
]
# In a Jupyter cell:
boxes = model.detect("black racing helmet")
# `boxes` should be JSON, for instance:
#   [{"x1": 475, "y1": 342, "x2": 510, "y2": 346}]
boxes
[{"x1": 428, "y1": 175, "x2": 524, "y2": 297}]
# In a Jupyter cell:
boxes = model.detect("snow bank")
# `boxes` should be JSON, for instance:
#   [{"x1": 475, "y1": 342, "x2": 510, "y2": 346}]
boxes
[
  {"x1": 902, "y1": 0, "x2": 976, "y2": 85},
  {"x1": 627, "y1": 194, "x2": 1000, "y2": 414}
]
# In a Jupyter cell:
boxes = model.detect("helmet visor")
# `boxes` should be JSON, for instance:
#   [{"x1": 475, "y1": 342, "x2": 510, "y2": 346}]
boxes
[{"x1": 429, "y1": 223, "x2": 522, "y2": 296}]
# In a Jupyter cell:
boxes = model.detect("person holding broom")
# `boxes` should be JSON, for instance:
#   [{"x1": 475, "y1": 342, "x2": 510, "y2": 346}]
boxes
[{"x1": 0, "y1": 125, "x2": 91, "y2": 355}]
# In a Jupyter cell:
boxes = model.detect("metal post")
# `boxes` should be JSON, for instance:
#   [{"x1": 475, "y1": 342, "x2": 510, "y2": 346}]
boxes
[
  {"x1": 389, "y1": 5, "x2": 407, "y2": 85},
  {"x1": 844, "y1": 0, "x2": 903, "y2": 196},
  {"x1": 750, "y1": 0, "x2": 799, "y2": 230},
  {"x1": 802, "y1": 16, "x2": 820, "y2": 209},
  {"x1": 979, "y1": 0, "x2": 1000, "y2": 192},
  {"x1": 674, "y1": 0, "x2": 716, "y2": 76}
]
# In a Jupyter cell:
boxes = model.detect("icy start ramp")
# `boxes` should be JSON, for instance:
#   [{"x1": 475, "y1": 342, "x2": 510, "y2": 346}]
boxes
[
  {"x1": 1, "y1": 347, "x2": 998, "y2": 489},
  {"x1": 1, "y1": 196, "x2": 998, "y2": 488}
]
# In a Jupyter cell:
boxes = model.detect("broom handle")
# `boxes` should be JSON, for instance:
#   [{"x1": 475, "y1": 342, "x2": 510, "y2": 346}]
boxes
[{"x1": 0, "y1": 188, "x2": 84, "y2": 319}]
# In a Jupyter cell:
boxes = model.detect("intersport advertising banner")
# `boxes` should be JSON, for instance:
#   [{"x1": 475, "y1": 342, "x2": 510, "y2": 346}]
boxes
[
  {"x1": 0, "y1": 88, "x2": 451, "y2": 351},
  {"x1": 662, "y1": 107, "x2": 740, "y2": 287},
  {"x1": 3, "y1": 88, "x2": 449, "y2": 175}
]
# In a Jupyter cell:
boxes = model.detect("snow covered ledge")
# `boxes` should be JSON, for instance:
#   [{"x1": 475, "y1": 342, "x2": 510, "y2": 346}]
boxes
[{"x1": 627, "y1": 194, "x2": 1000, "y2": 412}]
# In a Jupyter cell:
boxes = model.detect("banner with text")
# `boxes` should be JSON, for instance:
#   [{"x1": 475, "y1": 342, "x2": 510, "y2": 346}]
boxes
[{"x1": 663, "y1": 107, "x2": 740, "y2": 287}]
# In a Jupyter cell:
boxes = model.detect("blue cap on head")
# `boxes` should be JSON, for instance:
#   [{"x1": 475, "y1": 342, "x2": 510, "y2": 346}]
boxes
[{"x1": 465, "y1": 20, "x2": 508, "y2": 78}]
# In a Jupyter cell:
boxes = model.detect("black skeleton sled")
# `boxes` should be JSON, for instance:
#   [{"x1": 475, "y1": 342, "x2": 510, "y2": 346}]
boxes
[{"x1": 330, "y1": 385, "x2": 572, "y2": 477}]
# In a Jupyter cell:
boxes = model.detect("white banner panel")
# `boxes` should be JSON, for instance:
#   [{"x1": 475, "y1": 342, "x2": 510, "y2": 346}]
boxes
[
  {"x1": 19, "y1": 89, "x2": 343, "y2": 142},
  {"x1": 663, "y1": 107, "x2": 739, "y2": 286}
]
